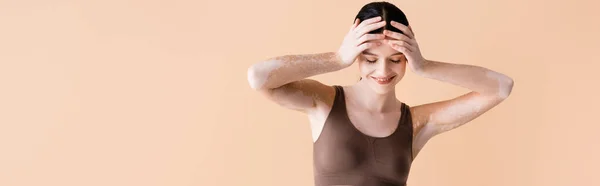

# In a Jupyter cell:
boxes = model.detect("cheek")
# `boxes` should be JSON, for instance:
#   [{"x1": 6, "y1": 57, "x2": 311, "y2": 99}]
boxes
[
  {"x1": 391, "y1": 62, "x2": 407, "y2": 75},
  {"x1": 358, "y1": 62, "x2": 376, "y2": 74}
]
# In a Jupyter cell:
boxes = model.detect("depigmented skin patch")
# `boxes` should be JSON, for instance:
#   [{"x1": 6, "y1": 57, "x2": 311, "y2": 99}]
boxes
[
  {"x1": 416, "y1": 61, "x2": 514, "y2": 98},
  {"x1": 247, "y1": 53, "x2": 343, "y2": 142},
  {"x1": 408, "y1": 60, "x2": 514, "y2": 158},
  {"x1": 247, "y1": 59, "x2": 283, "y2": 90},
  {"x1": 247, "y1": 52, "x2": 343, "y2": 115},
  {"x1": 486, "y1": 70, "x2": 514, "y2": 99},
  {"x1": 248, "y1": 52, "x2": 345, "y2": 90}
]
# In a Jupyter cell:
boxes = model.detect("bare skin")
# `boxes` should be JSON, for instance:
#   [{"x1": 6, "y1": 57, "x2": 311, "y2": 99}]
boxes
[{"x1": 247, "y1": 16, "x2": 514, "y2": 159}]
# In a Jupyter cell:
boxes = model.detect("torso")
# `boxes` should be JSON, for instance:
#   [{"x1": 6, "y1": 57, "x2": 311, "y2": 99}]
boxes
[
  {"x1": 311, "y1": 85, "x2": 415, "y2": 186},
  {"x1": 308, "y1": 85, "x2": 422, "y2": 158}
]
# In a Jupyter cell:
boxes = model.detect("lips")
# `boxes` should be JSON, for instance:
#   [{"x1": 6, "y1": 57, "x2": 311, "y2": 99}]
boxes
[{"x1": 371, "y1": 75, "x2": 396, "y2": 84}]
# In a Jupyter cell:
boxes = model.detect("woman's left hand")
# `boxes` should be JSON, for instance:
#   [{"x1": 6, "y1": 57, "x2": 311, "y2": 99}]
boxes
[{"x1": 383, "y1": 21, "x2": 428, "y2": 72}]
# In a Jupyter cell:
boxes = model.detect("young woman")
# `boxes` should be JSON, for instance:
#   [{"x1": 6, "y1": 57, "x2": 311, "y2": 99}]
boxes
[{"x1": 247, "y1": 2, "x2": 514, "y2": 186}]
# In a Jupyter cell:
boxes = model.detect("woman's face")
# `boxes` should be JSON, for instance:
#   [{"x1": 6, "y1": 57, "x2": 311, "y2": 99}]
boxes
[{"x1": 357, "y1": 38, "x2": 407, "y2": 94}]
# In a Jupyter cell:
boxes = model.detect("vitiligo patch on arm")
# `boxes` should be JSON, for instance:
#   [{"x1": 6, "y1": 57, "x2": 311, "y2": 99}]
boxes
[
  {"x1": 249, "y1": 52, "x2": 343, "y2": 90},
  {"x1": 485, "y1": 70, "x2": 514, "y2": 99}
]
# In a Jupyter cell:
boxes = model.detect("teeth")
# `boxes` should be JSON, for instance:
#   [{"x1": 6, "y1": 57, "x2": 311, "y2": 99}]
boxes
[{"x1": 374, "y1": 76, "x2": 393, "y2": 81}]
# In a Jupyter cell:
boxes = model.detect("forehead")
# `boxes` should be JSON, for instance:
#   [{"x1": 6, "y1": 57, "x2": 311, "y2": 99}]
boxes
[
  {"x1": 362, "y1": 46, "x2": 404, "y2": 56},
  {"x1": 362, "y1": 36, "x2": 404, "y2": 56}
]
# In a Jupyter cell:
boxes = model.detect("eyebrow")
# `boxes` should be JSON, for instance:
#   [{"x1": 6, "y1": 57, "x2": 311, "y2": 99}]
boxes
[{"x1": 362, "y1": 51, "x2": 404, "y2": 56}]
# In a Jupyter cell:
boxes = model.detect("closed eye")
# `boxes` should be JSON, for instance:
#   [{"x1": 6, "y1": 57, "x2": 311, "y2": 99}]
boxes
[{"x1": 366, "y1": 59, "x2": 401, "y2": 63}]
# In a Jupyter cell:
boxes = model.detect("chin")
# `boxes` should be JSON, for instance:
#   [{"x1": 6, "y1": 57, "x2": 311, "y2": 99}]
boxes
[{"x1": 368, "y1": 81, "x2": 397, "y2": 94}]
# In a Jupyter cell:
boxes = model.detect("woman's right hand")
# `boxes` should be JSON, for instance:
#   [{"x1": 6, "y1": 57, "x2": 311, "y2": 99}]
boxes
[{"x1": 336, "y1": 16, "x2": 387, "y2": 67}]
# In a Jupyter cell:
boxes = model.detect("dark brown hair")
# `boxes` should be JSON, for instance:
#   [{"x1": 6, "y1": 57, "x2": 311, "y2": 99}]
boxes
[{"x1": 354, "y1": 1, "x2": 410, "y2": 35}]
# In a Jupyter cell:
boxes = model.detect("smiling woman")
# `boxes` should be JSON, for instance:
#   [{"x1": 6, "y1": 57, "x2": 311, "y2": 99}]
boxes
[{"x1": 246, "y1": 1, "x2": 513, "y2": 186}]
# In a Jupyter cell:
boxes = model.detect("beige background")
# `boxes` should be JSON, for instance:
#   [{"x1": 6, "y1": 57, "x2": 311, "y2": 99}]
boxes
[{"x1": 1, "y1": 0, "x2": 599, "y2": 185}]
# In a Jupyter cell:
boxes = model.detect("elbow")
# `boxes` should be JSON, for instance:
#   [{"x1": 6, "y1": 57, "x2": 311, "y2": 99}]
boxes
[
  {"x1": 248, "y1": 59, "x2": 284, "y2": 91},
  {"x1": 247, "y1": 65, "x2": 267, "y2": 91},
  {"x1": 498, "y1": 77, "x2": 514, "y2": 99}
]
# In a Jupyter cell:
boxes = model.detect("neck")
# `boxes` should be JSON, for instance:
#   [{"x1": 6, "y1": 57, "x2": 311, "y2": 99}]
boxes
[{"x1": 348, "y1": 79, "x2": 400, "y2": 113}]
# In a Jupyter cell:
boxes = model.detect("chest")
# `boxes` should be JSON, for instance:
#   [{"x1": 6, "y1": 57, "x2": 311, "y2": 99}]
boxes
[{"x1": 345, "y1": 104, "x2": 403, "y2": 138}]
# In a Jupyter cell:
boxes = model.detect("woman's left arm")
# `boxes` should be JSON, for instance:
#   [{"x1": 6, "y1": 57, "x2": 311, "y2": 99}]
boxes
[
  {"x1": 411, "y1": 59, "x2": 514, "y2": 134},
  {"x1": 384, "y1": 21, "x2": 514, "y2": 137}
]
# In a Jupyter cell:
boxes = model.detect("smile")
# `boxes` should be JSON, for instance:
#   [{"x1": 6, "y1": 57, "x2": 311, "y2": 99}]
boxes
[{"x1": 371, "y1": 75, "x2": 396, "y2": 84}]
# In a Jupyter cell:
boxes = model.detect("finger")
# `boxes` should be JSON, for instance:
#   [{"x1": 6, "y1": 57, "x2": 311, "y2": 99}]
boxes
[
  {"x1": 357, "y1": 41, "x2": 382, "y2": 51},
  {"x1": 386, "y1": 39, "x2": 413, "y2": 48},
  {"x1": 354, "y1": 16, "x2": 382, "y2": 32},
  {"x1": 351, "y1": 18, "x2": 359, "y2": 30},
  {"x1": 391, "y1": 40, "x2": 416, "y2": 51},
  {"x1": 355, "y1": 21, "x2": 386, "y2": 38},
  {"x1": 390, "y1": 21, "x2": 414, "y2": 39},
  {"x1": 356, "y1": 34, "x2": 385, "y2": 45},
  {"x1": 390, "y1": 44, "x2": 411, "y2": 54},
  {"x1": 408, "y1": 25, "x2": 415, "y2": 37},
  {"x1": 387, "y1": 40, "x2": 414, "y2": 53},
  {"x1": 383, "y1": 30, "x2": 416, "y2": 45}
]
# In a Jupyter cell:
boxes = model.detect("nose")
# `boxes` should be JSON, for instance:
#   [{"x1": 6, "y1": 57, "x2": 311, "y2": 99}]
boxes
[{"x1": 376, "y1": 59, "x2": 392, "y2": 73}]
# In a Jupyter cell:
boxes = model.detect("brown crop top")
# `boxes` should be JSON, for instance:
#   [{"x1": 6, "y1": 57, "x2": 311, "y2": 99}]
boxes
[{"x1": 313, "y1": 85, "x2": 414, "y2": 186}]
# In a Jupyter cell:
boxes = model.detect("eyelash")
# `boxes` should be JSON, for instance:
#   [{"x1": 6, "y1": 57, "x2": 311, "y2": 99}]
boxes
[{"x1": 366, "y1": 59, "x2": 401, "y2": 63}]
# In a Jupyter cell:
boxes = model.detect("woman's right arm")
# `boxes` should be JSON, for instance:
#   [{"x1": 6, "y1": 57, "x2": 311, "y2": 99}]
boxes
[
  {"x1": 246, "y1": 52, "x2": 345, "y2": 113},
  {"x1": 247, "y1": 16, "x2": 387, "y2": 113}
]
